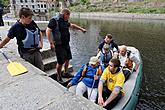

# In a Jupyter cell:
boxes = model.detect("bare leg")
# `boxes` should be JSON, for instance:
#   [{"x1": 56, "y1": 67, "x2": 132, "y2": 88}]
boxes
[
  {"x1": 56, "y1": 63, "x2": 63, "y2": 82},
  {"x1": 64, "y1": 60, "x2": 69, "y2": 73},
  {"x1": 62, "y1": 60, "x2": 73, "y2": 78}
]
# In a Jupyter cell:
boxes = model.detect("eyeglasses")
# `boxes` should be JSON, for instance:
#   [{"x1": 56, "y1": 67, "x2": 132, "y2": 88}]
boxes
[{"x1": 104, "y1": 49, "x2": 109, "y2": 51}]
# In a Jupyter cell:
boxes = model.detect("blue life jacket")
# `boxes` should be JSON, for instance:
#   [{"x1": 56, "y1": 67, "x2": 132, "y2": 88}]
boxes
[
  {"x1": 100, "y1": 50, "x2": 113, "y2": 67},
  {"x1": 22, "y1": 28, "x2": 39, "y2": 48},
  {"x1": 70, "y1": 64, "x2": 104, "y2": 88},
  {"x1": 52, "y1": 15, "x2": 62, "y2": 45}
]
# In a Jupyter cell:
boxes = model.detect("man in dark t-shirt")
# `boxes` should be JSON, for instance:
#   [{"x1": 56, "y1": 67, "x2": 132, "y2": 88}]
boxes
[
  {"x1": 0, "y1": 7, "x2": 44, "y2": 70},
  {"x1": 46, "y1": 8, "x2": 86, "y2": 83},
  {"x1": 98, "y1": 34, "x2": 119, "y2": 58},
  {"x1": 98, "y1": 34, "x2": 118, "y2": 53}
]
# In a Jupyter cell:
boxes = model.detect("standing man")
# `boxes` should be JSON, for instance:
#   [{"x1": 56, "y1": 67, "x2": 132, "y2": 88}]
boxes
[
  {"x1": 46, "y1": 8, "x2": 86, "y2": 83},
  {"x1": 0, "y1": 7, "x2": 44, "y2": 70},
  {"x1": 0, "y1": 5, "x2": 4, "y2": 26},
  {"x1": 98, "y1": 58, "x2": 125, "y2": 109}
]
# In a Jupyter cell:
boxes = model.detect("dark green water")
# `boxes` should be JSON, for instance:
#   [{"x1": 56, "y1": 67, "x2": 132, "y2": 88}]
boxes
[{"x1": 69, "y1": 18, "x2": 165, "y2": 109}]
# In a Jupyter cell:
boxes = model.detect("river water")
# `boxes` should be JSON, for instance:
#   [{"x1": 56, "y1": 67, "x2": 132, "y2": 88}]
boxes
[{"x1": 67, "y1": 18, "x2": 165, "y2": 110}]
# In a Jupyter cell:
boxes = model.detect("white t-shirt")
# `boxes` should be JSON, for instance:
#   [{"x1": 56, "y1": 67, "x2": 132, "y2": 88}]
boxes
[{"x1": 119, "y1": 52, "x2": 140, "y2": 67}]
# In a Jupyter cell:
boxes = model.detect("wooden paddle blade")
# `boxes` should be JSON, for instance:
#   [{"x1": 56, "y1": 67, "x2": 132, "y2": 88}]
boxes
[{"x1": 7, "y1": 62, "x2": 28, "y2": 76}]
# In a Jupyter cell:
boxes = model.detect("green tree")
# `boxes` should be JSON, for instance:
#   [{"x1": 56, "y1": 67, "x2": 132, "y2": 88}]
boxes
[
  {"x1": 0, "y1": 0, "x2": 10, "y2": 7},
  {"x1": 80, "y1": 0, "x2": 90, "y2": 5}
]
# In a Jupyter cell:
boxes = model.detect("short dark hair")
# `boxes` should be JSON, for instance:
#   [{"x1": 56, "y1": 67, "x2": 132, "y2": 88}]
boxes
[
  {"x1": 110, "y1": 58, "x2": 120, "y2": 68},
  {"x1": 106, "y1": 34, "x2": 112, "y2": 39},
  {"x1": 19, "y1": 7, "x2": 33, "y2": 18}
]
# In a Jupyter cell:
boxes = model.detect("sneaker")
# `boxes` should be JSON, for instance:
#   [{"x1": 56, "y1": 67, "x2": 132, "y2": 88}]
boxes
[{"x1": 62, "y1": 72, "x2": 73, "y2": 78}]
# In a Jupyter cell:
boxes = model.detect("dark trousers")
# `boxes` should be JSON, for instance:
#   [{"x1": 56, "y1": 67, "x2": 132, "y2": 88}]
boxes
[
  {"x1": 20, "y1": 50, "x2": 44, "y2": 71},
  {"x1": 0, "y1": 15, "x2": 4, "y2": 26},
  {"x1": 103, "y1": 87, "x2": 123, "y2": 110}
]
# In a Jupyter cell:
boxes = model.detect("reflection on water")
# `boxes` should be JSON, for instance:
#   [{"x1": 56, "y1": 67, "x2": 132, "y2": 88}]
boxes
[{"x1": 69, "y1": 18, "x2": 165, "y2": 109}]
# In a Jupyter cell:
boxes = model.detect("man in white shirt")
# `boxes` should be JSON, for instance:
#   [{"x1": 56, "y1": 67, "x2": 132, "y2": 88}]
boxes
[{"x1": 118, "y1": 45, "x2": 140, "y2": 81}]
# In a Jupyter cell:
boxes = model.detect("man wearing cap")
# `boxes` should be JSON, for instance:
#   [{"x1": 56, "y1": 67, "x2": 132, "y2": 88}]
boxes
[
  {"x1": 97, "y1": 44, "x2": 113, "y2": 68},
  {"x1": 67, "y1": 56, "x2": 104, "y2": 102}
]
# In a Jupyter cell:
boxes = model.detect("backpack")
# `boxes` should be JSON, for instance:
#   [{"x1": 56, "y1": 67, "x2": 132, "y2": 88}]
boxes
[
  {"x1": 125, "y1": 50, "x2": 133, "y2": 70},
  {"x1": 78, "y1": 63, "x2": 102, "y2": 81},
  {"x1": 127, "y1": 50, "x2": 131, "y2": 58}
]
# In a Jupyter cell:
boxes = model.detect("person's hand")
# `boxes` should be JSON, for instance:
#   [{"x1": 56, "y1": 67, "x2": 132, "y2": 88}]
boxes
[
  {"x1": 67, "y1": 83, "x2": 72, "y2": 89},
  {"x1": 98, "y1": 96, "x2": 104, "y2": 106},
  {"x1": 38, "y1": 41, "x2": 43, "y2": 49},
  {"x1": 113, "y1": 52, "x2": 119, "y2": 59},
  {"x1": 82, "y1": 29, "x2": 86, "y2": 33},
  {"x1": 50, "y1": 43, "x2": 55, "y2": 51},
  {"x1": 103, "y1": 101, "x2": 108, "y2": 107},
  {"x1": 94, "y1": 75, "x2": 98, "y2": 80}
]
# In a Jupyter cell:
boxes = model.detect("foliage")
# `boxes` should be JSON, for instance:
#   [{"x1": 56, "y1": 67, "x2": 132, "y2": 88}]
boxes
[
  {"x1": 69, "y1": 0, "x2": 165, "y2": 14},
  {"x1": 127, "y1": 7, "x2": 165, "y2": 14},
  {"x1": 80, "y1": 0, "x2": 90, "y2": 5},
  {"x1": 0, "y1": 0, "x2": 10, "y2": 7}
]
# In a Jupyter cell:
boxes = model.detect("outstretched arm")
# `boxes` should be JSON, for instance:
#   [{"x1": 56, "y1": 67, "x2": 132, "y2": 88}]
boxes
[
  {"x1": 70, "y1": 23, "x2": 86, "y2": 33},
  {"x1": 0, "y1": 37, "x2": 11, "y2": 48},
  {"x1": 96, "y1": 51, "x2": 101, "y2": 59}
]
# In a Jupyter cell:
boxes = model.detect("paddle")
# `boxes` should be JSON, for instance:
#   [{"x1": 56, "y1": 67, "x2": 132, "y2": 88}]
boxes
[
  {"x1": 0, "y1": 49, "x2": 28, "y2": 76},
  {"x1": 89, "y1": 79, "x2": 96, "y2": 99}
]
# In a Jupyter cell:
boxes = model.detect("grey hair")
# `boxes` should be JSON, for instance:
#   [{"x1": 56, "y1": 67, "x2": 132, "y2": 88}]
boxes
[{"x1": 119, "y1": 45, "x2": 127, "y2": 50}]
